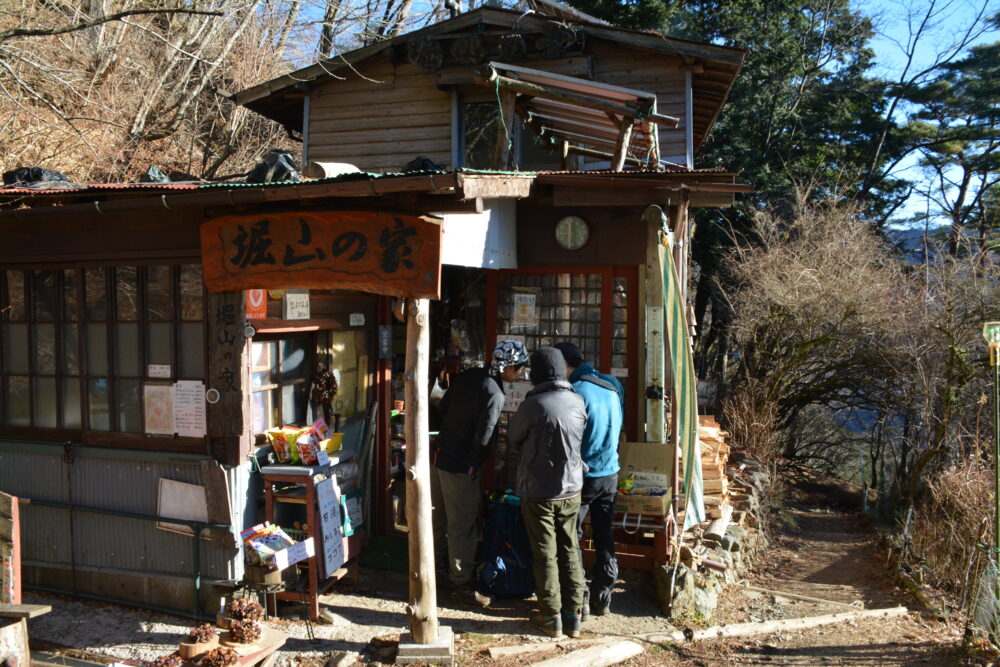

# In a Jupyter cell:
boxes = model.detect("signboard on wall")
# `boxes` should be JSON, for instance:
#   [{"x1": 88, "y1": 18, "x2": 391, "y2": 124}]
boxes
[
  {"x1": 315, "y1": 478, "x2": 346, "y2": 578},
  {"x1": 200, "y1": 211, "x2": 442, "y2": 298}
]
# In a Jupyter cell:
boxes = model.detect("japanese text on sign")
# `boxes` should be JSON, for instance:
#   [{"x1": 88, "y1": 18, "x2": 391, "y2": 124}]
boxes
[{"x1": 201, "y1": 211, "x2": 442, "y2": 298}]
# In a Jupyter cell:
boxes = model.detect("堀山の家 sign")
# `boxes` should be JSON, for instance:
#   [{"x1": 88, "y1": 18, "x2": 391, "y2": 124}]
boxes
[{"x1": 200, "y1": 211, "x2": 441, "y2": 298}]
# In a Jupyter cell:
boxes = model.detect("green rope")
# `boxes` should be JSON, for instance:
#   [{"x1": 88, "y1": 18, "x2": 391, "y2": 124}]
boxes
[{"x1": 494, "y1": 77, "x2": 513, "y2": 160}]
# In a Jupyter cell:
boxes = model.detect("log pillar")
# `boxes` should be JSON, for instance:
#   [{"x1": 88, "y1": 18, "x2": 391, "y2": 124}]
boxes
[{"x1": 403, "y1": 297, "x2": 439, "y2": 644}]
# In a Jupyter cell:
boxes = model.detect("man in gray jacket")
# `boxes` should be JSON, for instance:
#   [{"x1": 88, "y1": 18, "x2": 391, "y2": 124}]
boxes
[{"x1": 508, "y1": 347, "x2": 588, "y2": 638}]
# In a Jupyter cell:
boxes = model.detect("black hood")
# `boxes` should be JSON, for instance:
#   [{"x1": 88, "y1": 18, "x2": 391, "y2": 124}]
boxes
[{"x1": 529, "y1": 347, "x2": 567, "y2": 385}]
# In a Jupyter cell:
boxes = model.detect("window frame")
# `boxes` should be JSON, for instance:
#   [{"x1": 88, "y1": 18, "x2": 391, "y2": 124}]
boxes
[{"x1": 0, "y1": 263, "x2": 208, "y2": 445}]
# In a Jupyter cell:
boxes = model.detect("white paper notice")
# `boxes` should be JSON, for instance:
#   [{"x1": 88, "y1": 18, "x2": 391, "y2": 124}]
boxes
[
  {"x1": 148, "y1": 364, "x2": 171, "y2": 379},
  {"x1": 144, "y1": 385, "x2": 174, "y2": 435},
  {"x1": 315, "y1": 478, "x2": 345, "y2": 578},
  {"x1": 172, "y1": 381, "x2": 206, "y2": 438},
  {"x1": 502, "y1": 381, "x2": 533, "y2": 412},
  {"x1": 284, "y1": 291, "x2": 310, "y2": 320},
  {"x1": 273, "y1": 536, "x2": 315, "y2": 571}
]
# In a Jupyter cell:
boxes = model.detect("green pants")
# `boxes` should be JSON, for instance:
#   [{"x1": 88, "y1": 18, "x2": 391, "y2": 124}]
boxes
[
  {"x1": 521, "y1": 494, "x2": 584, "y2": 617},
  {"x1": 430, "y1": 466, "x2": 482, "y2": 585}
]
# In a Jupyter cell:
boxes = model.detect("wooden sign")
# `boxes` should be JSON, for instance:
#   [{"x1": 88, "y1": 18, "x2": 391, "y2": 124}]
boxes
[{"x1": 201, "y1": 211, "x2": 442, "y2": 298}]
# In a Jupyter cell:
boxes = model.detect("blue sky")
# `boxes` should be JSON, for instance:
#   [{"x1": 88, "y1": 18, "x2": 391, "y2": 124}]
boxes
[{"x1": 859, "y1": 0, "x2": 999, "y2": 225}]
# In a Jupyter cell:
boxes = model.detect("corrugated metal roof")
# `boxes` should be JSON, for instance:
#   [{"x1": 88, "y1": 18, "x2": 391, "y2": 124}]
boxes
[{"x1": 0, "y1": 166, "x2": 732, "y2": 200}]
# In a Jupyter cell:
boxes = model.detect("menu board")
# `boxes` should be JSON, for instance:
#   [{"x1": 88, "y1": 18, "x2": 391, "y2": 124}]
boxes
[
  {"x1": 173, "y1": 381, "x2": 206, "y2": 437},
  {"x1": 315, "y1": 478, "x2": 345, "y2": 578}
]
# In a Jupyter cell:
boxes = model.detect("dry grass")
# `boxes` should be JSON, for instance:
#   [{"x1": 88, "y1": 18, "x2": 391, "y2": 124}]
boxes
[{"x1": 909, "y1": 458, "x2": 993, "y2": 592}]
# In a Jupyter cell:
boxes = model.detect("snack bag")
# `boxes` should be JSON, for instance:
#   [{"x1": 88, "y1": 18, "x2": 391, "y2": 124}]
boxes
[
  {"x1": 312, "y1": 418, "x2": 331, "y2": 441},
  {"x1": 617, "y1": 472, "x2": 635, "y2": 495},
  {"x1": 283, "y1": 426, "x2": 307, "y2": 464},
  {"x1": 265, "y1": 428, "x2": 291, "y2": 463},
  {"x1": 296, "y1": 426, "x2": 321, "y2": 466}
]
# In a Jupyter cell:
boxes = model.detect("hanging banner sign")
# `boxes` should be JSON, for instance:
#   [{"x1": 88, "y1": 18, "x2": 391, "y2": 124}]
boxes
[
  {"x1": 245, "y1": 289, "x2": 267, "y2": 320},
  {"x1": 201, "y1": 211, "x2": 442, "y2": 298}
]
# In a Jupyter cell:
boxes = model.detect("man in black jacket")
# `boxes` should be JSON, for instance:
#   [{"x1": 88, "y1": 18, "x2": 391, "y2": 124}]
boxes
[
  {"x1": 431, "y1": 340, "x2": 528, "y2": 596},
  {"x1": 509, "y1": 347, "x2": 587, "y2": 638}
]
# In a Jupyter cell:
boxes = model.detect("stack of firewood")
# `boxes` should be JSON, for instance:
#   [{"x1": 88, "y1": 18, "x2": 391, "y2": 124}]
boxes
[{"x1": 698, "y1": 415, "x2": 731, "y2": 520}]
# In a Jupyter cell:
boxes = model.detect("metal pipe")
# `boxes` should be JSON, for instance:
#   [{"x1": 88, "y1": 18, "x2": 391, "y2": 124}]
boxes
[{"x1": 20, "y1": 497, "x2": 231, "y2": 617}]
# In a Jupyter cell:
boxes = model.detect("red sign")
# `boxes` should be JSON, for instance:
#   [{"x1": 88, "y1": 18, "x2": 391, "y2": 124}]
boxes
[
  {"x1": 245, "y1": 289, "x2": 267, "y2": 319},
  {"x1": 200, "y1": 211, "x2": 441, "y2": 298}
]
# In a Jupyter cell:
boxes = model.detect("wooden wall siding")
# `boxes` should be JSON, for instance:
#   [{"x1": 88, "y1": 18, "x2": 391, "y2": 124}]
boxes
[
  {"x1": 309, "y1": 61, "x2": 453, "y2": 172},
  {"x1": 0, "y1": 209, "x2": 200, "y2": 267},
  {"x1": 516, "y1": 203, "x2": 648, "y2": 267},
  {"x1": 585, "y1": 42, "x2": 688, "y2": 163}
]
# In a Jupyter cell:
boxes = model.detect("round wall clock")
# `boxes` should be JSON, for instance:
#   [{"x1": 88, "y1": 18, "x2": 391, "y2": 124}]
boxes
[{"x1": 554, "y1": 215, "x2": 590, "y2": 250}]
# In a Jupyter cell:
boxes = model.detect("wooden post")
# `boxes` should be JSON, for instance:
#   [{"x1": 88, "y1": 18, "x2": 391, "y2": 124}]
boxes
[
  {"x1": 612, "y1": 117, "x2": 635, "y2": 171},
  {"x1": 403, "y1": 297, "x2": 439, "y2": 644},
  {"x1": 205, "y1": 291, "x2": 252, "y2": 466}
]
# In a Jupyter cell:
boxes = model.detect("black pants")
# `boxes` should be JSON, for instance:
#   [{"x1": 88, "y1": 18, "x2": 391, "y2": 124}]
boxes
[{"x1": 577, "y1": 473, "x2": 619, "y2": 610}]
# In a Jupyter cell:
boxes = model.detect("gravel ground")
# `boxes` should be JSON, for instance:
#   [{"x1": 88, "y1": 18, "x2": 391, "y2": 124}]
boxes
[{"x1": 25, "y1": 567, "x2": 676, "y2": 666}]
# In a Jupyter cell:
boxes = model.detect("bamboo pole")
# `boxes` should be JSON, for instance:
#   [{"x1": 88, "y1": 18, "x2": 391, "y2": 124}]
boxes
[{"x1": 403, "y1": 297, "x2": 438, "y2": 644}]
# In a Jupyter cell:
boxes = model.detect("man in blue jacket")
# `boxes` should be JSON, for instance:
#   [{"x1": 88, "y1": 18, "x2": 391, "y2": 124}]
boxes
[{"x1": 554, "y1": 342, "x2": 623, "y2": 617}]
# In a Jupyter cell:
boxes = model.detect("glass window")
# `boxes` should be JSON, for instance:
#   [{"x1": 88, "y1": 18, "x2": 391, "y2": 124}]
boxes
[
  {"x1": 3, "y1": 271, "x2": 25, "y2": 321},
  {"x1": 6, "y1": 376, "x2": 29, "y2": 426},
  {"x1": 463, "y1": 102, "x2": 501, "y2": 169},
  {"x1": 88, "y1": 378, "x2": 110, "y2": 431},
  {"x1": 85, "y1": 269, "x2": 107, "y2": 321},
  {"x1": 32, "y1": 271, "x2": 59, "y2": 322},
  {"x1": 116, "y1": 323, "x2": 140, "y2": 376},
  {"x1": 251, "y1": 336, "x2": 313, "y2": 432},
  {"x1": 3, "y1": 324, "x2": 29, "y2": 374},
  {"x1": 179, "y1": 265, "x2": 203, "y2": 321},
  {"x1": 146, "y1": 265, "x2": 173, "y2": 321},
  {"x1": 0, "y1": 263, "x2": 208, "y2": 435},
  {"x1": 116, "y1": 267, "x2": 138, "y2": 321},
  {"x1": 34, "y1": 378, "x2": 57, "y2": 428}
]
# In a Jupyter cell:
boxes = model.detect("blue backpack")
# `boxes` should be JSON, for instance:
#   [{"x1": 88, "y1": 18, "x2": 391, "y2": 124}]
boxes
[{"x1": 476, "y1": 493, "x2": 535, "y2": 598}]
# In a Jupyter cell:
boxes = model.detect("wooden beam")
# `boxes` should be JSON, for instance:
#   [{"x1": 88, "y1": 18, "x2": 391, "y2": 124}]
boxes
[
  {"x1": 476, "y1": 66, "x2": 679, "y2": 128},
  {"x1": 553, "y1": 186, "x2": 670, "y2": 207},
  {"x1": 0, "y1": 604, "x2": 51, "y2": 619},
  {"x1": 532, "y1": 641, "x2": 644, "y2": 667},
  {"x1": 456, "y1": 174, "x2": 534, "y2": 199},
  {"x1": 205, "y1": 291, "x2": 252, "y2": 467},
  {"x1": 637, "y1": 606, "x2": 909, "y2": 644},
  {"x1": 562, "y1": 143, "x2": 647, "y2": 168},
  {"x1": 403, "y1": 298, "x2": 439, "y2": 644},
  {"x1": 611, "y1": 116, "x2": 635, "y2": 171}
]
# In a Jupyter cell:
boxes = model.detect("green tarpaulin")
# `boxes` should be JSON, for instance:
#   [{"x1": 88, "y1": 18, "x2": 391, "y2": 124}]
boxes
[{"x1": 660, "y1": 242, "x2": 704, "y2": 529}]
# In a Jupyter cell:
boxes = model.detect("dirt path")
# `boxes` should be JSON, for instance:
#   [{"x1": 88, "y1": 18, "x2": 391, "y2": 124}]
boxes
[{"x1": 667, "y1": 506, "x2": 966, "y2": 666}]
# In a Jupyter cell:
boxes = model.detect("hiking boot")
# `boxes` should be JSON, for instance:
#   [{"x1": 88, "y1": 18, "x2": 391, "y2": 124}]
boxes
[
  {"x1": 561, "y1": 610, "x2": 582, "y2": 638},
  {"x1": 529, "y1": 611, "x2": 563, "y2": 638},
  {"x1": 446, "y1": 584, "x2": 490, "y2": 608},
  {"x1": 590, "y1": 602, "x2": 610, "y2": 616},
  {"x1": 581, "y1": 589, "x2": 591, "y2": 622}
]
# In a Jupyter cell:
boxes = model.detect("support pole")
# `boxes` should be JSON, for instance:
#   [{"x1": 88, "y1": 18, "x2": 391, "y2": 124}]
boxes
[
  {"x1": 403, "y1": 298, "x2": 439, "y2": 644},
  {"x1": 611, "y1": 117, "x2": 635, "y2": 172},
  {"x1": 990, "y1": 354, "x2": 1000, "y2": 584}
]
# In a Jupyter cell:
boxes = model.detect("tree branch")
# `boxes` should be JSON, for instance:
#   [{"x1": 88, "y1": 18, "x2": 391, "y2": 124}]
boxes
[{"x1": 0, "y1": 8, "x2": 223, "y2": 42}]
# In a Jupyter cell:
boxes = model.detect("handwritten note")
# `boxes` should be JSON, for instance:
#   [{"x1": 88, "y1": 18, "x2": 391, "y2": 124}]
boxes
[
  {"x1": 315, "y1": 478, "x2": 345, "y2": 578},
  {"x1": 283, "y1": 290, "x2": 310, "y2": 320},
  {"x1": 173, "y1": 381, "x2": 206, "y2": 438},
  {"x1": 502, "y1": 381, "x2": 533, "y2": 412},
  {"x1": 273, "y1": 537, "x2": 315, "y2": 571}
]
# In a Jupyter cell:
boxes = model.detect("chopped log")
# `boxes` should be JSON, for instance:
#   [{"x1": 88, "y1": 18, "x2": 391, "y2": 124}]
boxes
[
  {"x1": 487, "y1": 638, "x2": 604, "y2": 659},
  {"x1": 742, "y1": 584, "x2": 861, "y2": 609},
  {"x1": 531, "y1": 640, "x2": 644, "y2": 667},
  {"x1": 701, "y1": 557, "x2": 727, "y2": 573},
  {"x1": 704, "y1": 504, "x2": 733, "y2": 542},
  {"x1": 637, "y1": 606, "x2": 908, "y2": 644}
]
